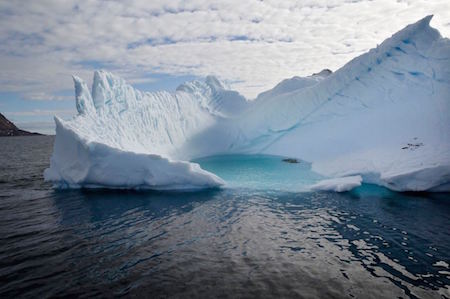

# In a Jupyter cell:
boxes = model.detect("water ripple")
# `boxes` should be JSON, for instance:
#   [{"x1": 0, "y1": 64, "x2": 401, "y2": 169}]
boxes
[{"x1": 0, "y1": 136, "x2": 450, "y2": 298}]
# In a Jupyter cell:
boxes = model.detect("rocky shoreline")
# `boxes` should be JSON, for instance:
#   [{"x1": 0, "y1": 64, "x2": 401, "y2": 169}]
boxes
[{"x1": 0, "y1": 113, "x2": 42, "y2": 137}]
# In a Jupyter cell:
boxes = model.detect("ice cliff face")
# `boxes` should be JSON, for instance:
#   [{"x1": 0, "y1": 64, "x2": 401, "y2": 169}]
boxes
[{"x1": 45, "y1": 16, "x2": 450, "y2": 191}]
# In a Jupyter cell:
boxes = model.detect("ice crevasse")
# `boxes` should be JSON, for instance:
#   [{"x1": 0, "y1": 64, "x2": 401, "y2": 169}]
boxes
[{"x1": 44, "y1": 16, "x2": 450, "y2": 192}]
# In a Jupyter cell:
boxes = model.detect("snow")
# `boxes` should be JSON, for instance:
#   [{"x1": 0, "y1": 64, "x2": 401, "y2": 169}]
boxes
[
  {"x1": 45, "y1": 16, "x2": 450, "y2": 192},
  {"x1": 254, "y1": 70, "x2": 331, "y2": 102},
  {"x1": 310, "y1": 176, "x2": 362, "y2": 192}
]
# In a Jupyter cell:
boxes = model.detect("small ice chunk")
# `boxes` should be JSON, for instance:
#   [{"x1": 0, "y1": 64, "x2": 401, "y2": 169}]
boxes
[{"x1": 310, "y1": 175, "x2": 362, "y2": 192}]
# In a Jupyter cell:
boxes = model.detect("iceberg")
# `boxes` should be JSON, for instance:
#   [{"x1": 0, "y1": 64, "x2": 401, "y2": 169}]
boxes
[{"x1": 45, "y1": 16, "x2": 450, "y2": 192}]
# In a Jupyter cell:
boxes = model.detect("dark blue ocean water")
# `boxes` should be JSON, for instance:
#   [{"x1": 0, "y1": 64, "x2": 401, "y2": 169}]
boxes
[{"x1": 0, "y1": 136, "x2": 449, "y2": 298}]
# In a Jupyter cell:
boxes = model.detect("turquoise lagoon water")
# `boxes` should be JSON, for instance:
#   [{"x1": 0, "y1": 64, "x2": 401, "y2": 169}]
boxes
[
  {"x1": 1, "y1": 136, "x2": 449, "y2": 298},
  {"x1": 193, "y1": 154, "x2": 324, "y2": 191}
]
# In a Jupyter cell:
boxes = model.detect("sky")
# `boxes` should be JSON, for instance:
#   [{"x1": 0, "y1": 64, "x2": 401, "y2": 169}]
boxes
[{"x1": 0, "y1": 0, "x2": 449, "y2": 134}]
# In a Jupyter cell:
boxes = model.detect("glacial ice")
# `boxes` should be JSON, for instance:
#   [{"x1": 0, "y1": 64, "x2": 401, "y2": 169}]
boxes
[
  {"x1": 45, "y1": 16, "x2": 450, "y2": 192},
  {"x1": 311, "y1": 176, "x2": 363, "y2": 192}
]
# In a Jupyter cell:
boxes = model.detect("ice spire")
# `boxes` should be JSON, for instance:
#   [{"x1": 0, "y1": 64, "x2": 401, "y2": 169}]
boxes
[{"x1": 73, "y1": 75, "x2": 94, "y2": 115}]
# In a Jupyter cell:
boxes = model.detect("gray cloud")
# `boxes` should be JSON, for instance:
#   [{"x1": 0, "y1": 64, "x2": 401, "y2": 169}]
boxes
[
  {"x1": 0, "y1": 0, "x2": 449, "y2": 98},
  {"x1": 6, "y1": 109, "x2": 75, "y2": 117}
]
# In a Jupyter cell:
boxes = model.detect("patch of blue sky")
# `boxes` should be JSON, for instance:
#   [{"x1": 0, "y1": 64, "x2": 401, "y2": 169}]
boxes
[
  {"x1": 0, "y1": 91, "x2": 75, "y2": 124},
  {"x1": 75, "y1": 60, "x2": 113, "y2": 70},
  {"x1": 127, "y1": 37, "x2": 177, "y2": 49}
]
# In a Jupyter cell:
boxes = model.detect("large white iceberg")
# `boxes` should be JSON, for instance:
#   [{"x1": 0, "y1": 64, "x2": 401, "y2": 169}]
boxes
[{"x1": 45, "y1": 16, "x2": 450, "y2": 192}]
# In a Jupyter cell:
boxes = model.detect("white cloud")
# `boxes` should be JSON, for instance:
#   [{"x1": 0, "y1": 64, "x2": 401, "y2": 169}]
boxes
[{"x1": 0, "y1": 0, "x2": 449, "y2": 99}]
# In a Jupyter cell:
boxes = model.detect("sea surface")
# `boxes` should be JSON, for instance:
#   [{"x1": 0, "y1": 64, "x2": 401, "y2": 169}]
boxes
[{"x1": 0, "y1": 135, "x2": 449, "y2": 298}]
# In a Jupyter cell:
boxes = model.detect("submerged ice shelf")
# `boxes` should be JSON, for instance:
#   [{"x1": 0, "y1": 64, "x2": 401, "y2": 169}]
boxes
[{"x1": 45, "y1": 16, "x2": 450, "y2": 192}]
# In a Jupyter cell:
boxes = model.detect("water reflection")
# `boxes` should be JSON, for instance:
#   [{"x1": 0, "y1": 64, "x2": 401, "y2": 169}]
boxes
[
  {"x1": 25, "y1": 188, "x2": 445, "y2": 298},
  {"x1": 52, "y1": 188, "x2": 221, "y2": 224}
]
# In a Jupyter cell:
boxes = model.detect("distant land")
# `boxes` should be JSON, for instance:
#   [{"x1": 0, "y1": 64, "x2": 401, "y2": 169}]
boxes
[{"x1": 0, "y1": 113, "x2": 42, "y2": 136}]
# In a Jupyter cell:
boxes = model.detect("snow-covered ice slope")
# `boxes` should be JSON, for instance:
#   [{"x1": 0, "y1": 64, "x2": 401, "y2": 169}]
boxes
[{"x1": 45, "y1": 16, "x2": 450, "y2": 191}]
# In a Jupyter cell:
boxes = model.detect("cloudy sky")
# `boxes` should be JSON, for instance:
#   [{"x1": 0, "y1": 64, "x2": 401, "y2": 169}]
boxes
[{"x1": 0, "y1": 0, "x2": 449, "y2": 134}]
